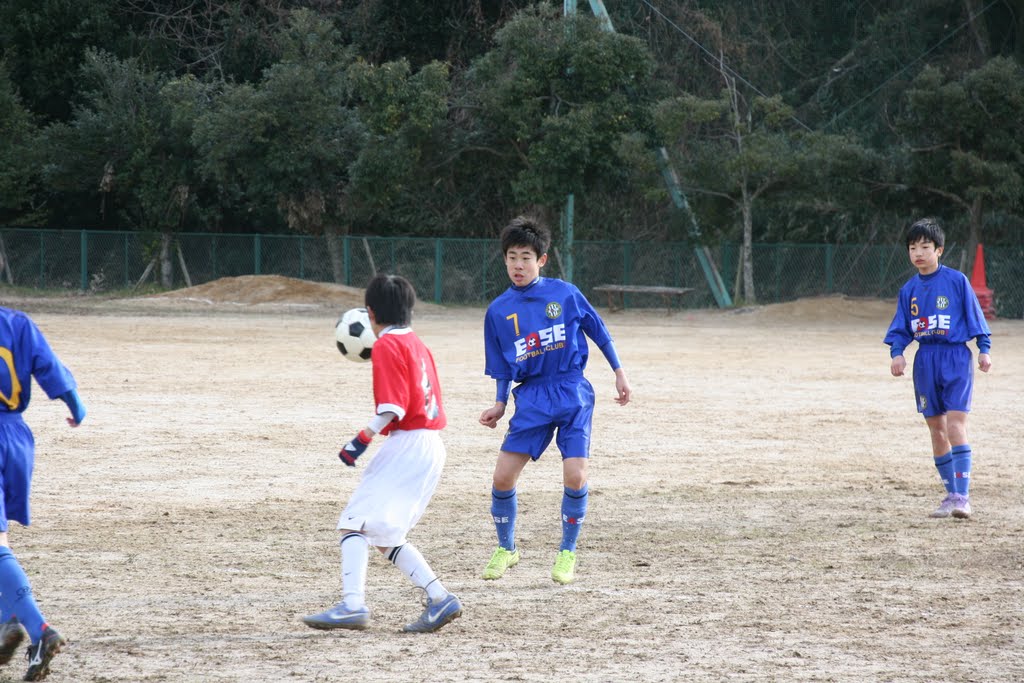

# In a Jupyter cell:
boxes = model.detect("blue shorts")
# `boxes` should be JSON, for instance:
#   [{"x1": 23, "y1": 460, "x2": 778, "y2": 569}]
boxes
[
  {"x1": 912, "y1": 344, "x2": 974, "y2": 417},
  {"x1": 501, "y1": 372, "x2": 595, "y2": 460},
  {"x1": 0, "y1": 413, "x2": 35, "y2": 530}
]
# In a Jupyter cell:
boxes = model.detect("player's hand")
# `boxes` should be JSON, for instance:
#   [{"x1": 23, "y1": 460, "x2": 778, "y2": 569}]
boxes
[
  {"x1": 978, "y1": 353, "x2": 992, "y2": 373},
  {"x1": 339, "y1": 430, "x2": 372, "y2": 467},
  {"x1": 890, "y1": 355, "x2": 906, "y2": 377},
  {"x1": 614, "y1": 368, "x2": 631, "y2": 406},
  {"x1": 59, "y1": 389, "x2": 86, "y2": 427},
  {"x1": 479, "y1": 403, "x2": 505, "y2": 429}
]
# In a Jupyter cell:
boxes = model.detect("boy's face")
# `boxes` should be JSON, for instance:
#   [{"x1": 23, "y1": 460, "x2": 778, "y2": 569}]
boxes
[
  {"x1": 908, "y1": 238, "x2": 942, "y2": 275},
  {"x1": 504, "y1": 246, "x2": 547, "y2": 287}
]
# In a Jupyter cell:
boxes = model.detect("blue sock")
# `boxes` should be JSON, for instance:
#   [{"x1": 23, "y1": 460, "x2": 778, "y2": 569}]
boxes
[
  {"x1": 951, "y1": 444, "x2": 972, "y2": 496},
  {"x1": 491, "y1": 487, "x2": 517, "y2": 551},
  {"x1": 933, "y1": 452, "x2": 955, "y2": 493},
  {"x1": 0, "y1": 547, "x2": 45, "y2": 641},
  {"x1": 560, "y1": 484, "x2": 589, "y2": 552}
]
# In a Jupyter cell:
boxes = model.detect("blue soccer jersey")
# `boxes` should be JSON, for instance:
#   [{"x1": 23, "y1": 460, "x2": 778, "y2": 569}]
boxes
[
  {"x1": 884, "y1": 265, "x2": 991, "y2": 416},
  {"x1": 0, "y1": 308, "x2": 77, "y2": 415},
  {"x1": 484, "y1": 277, "x2": 613, "y2": 383},
  {"x1": 0, "y1": 307, "x2": 78, "y2": 528},
  {"x1": 884, "y1": 265, "x2": 991, "y2": 356}
]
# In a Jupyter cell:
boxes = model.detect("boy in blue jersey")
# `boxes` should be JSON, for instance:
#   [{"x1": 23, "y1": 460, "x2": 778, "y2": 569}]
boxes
[
  {"x1": 479, "y1": 216, "x2": 631, "y2": 584},
  {"x1": 884, "y1": 218, "x2": 991, "y2": 519},
  {"x1": 0, "y1": 306, "x2": 85, "y2": 680}
]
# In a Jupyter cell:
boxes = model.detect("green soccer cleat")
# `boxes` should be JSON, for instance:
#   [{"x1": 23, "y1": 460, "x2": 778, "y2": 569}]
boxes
[
  {"x1": 551, "y1": 550, "x2": 577, "y2": 585},
  {"x1": 481, "y1": 547, "x2": 520, "y2": 580}
]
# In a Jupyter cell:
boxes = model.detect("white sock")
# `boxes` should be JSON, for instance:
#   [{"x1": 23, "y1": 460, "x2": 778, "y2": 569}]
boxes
[
  {"x1": 340, "y1": 533, "x2": 370, "y2": 610},
  {"x1": 388, "y1": 543, "x2": 448, "y2": 601}
]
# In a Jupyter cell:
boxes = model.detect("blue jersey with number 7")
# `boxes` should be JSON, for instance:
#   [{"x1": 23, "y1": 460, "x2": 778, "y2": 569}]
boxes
[{"x1": 484, "y1": 277, "x2": 613, "y2": 383}]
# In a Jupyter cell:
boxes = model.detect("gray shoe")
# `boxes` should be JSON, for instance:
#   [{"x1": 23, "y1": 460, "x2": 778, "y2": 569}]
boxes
[
  {"x1": 951, "y1": 494, "x2": 972, "y2": 519},
  {"x1": 302, "y1": 602, "x2": 371, "y2": 630},
  {"x1": 929, "y1": 494, "x2": 956, "y2": 518},
  {"x1": 403, "y1": 593, "x2": 463, "y2": 633}
]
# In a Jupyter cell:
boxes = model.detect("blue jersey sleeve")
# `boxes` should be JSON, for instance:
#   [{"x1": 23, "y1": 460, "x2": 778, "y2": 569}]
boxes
[
  {"x1": 0, "y1": 308, "x2": 77, "y2": 414},
  {"x1": 883, "y1": 286, "x2": 914, "y2": 357}
]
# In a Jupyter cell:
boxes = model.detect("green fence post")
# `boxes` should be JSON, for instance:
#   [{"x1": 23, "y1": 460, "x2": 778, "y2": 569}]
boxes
[
  {"x1": 254, "y1": 234, "x2": 262, "y2": 275},
  {"x1": 38, "y1": 232, "x2": 44, "y2": 288},
  {"x1": 825, "y1": 244, "x2": 834, "y2": 294},
  {"x1": 434, "y1": 239, "x2": 443, "y2": 304},
  {"x1": 623, "y1": 241, "x2": 633, "y2": 308},
  {"x1": 299, "y1": 236, "x2": 305, "y2": 279},
  {"x1": 80, "y1": 230, "x2": 88, "y2": 291},
  {"x1": 344, "y1": 237, "x2": 351, "y2": 286},
  {"x1": 124, "y1": 233, "x2": 130, "y2": 287}
]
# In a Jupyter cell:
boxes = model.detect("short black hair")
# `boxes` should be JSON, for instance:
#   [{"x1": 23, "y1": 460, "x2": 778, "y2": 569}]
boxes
[
  {"x1": 500, "y1": 215, "x2": 550, "y2": 258},
  {"x1": 906, "y1": 217, "x2": 945, "y2": 249},
  {"x1": 365, "y1": 273, "x2": 415, "y2": 326}
]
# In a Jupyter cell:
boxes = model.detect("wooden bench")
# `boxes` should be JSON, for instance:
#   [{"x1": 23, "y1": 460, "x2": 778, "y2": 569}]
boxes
[{"x1": 592, "y1": 284, "x2": 695, "y2": 313}]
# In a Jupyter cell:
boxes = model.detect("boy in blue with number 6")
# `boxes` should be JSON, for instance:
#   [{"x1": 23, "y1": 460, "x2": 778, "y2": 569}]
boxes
[
  {"x1": 884, "y1": 218, "x2": 992, "y2": 520},
  {"x1": 479, "y1": 216, "x2": 631, "y2": 585},
  {"x1": 0, "y1": 306, "x2": 85, "y2": 681}
]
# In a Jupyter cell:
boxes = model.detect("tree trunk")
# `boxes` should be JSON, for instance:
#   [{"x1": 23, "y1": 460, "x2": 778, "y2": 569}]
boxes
[
  {"x1": 740, "y1": 184, "x2": 756, "y2": 303},
  {"x1": 324, "y1": 224, "x2": 345, "y2": 284},
  {"x1": 963, "y1": 195, "x2": 984, "y2": 277},
  {"x1": 962, "y1": 0, "x2": 992, "y2": 63},
  {"x1": 159, "y1": 232, "x2": 174, "y2": 288}
]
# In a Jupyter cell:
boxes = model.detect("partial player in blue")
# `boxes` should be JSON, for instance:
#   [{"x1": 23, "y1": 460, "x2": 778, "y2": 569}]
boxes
[
  {"x1": 884, "y1": 218, "x2": 992, "y2": 519},
  {"x1": 0, "y1": 306, "x2": 85, "y2": 680},
  {"x1": 479, "y1": 216, "x2": 631, "y2": 584}
]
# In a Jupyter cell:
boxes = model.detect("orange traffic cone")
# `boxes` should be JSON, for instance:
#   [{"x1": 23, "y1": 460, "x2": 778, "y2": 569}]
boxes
[{"x1": 970, "y1": 243, "x2": 995, "y2": 319}]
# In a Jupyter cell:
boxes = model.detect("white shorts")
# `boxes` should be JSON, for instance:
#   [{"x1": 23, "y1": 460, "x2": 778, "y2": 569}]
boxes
[{"x1": 337, "y1": 429, "x2": 446, "y2": 547}]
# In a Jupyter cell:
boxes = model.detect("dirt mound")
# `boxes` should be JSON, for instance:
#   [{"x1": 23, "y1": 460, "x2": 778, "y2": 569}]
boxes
[
  {"x1": 727, "y1": 294, "x2": 895, "y2": 325},
  {"x1": 150, "y1": 274, "x2": 367, "y2": 308}
]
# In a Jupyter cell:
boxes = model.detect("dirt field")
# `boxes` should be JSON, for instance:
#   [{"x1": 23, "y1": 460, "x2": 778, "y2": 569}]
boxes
[{"x1": 3, "y1": 277, "x2": 1022, "y2": 682}]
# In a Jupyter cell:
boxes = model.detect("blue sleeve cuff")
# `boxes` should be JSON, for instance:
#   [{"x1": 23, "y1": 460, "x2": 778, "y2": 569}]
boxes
[
  {"x1": 889, "y1": 346, "x2": 905, "y2": 359},
  {"x1": 59, "y1": 388, "x2": 86, "y2": 424},
  {"x1": 496, "y1": 379, "x2": 511, "y2": 404},
  {"x1": 977, "y1": 335, "x2": 991, "y2": 354},
  {"x1": 599, "y1": 340, "x2": 622, "y2": 371}
]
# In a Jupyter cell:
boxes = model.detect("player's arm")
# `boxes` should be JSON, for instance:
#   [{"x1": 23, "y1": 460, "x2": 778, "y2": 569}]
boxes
[
  {"x1": 480, "y1": 379, "x2": 509, "y2": 429},
  {"x1": 884, "y1": 290, "x2": 913, "y2": 377},
  {"x1": 338, "y1": 411, "x2": 397, "y2": 467},
  {"x1": 598, "y1": 340, "x2": 631, "y2": 405},
  {"x1": 977, "y1": 334, "x2": 992, "y2": 373}
]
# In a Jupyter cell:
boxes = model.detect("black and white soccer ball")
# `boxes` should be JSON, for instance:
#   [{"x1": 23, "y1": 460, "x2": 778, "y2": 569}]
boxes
[{"x1": 335, "y1": 307, "x2": 375, "y2": 362}]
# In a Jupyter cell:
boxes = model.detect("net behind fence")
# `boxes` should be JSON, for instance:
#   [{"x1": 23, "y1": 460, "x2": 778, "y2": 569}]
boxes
[{"x1": 1, "y1": 228, "x2": 1020, "y2": 317}]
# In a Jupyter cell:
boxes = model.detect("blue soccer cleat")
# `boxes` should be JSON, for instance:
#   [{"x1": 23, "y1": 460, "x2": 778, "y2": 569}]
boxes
[
  {"x1": 402, "y1": 593, "x2": 463, "y2": 633},
  {"x1": 302, "y1": 602, "x2": 371, "y2": 631}
]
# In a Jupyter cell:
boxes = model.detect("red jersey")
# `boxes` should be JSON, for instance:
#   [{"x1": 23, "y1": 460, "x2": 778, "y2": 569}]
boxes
[{"x1": 371, "y1": 327, "x2": 446, "y2": 435}]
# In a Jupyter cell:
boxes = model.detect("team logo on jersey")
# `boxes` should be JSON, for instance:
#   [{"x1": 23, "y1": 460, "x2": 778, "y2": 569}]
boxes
[
  {"x1": 513, "y1": 323, "x2": 567, "y2": 359},
  {"x1": 918, "y1": 394, "x2": 927, "y2": 412},
  {"x1": 936, "y1": 295, "x2": 950, "y2": 310},
  {"x1": 545, "y1": 302, "x2": 562, "y2": 319}
]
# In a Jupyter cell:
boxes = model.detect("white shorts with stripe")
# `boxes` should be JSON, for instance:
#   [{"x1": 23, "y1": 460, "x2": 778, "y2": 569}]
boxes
[{"x1": 337, "y1": 428, "x2": 445, "y2": 547}]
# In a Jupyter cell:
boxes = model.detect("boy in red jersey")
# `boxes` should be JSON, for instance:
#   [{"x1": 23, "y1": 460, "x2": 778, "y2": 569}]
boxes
[{"x1": 303, "y1": 274, "x2": 461, "y2": 633}]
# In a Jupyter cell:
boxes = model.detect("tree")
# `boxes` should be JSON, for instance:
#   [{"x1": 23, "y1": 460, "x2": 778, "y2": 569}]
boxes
[
  {"x1": 460, "y1": 7, "x2": 657, "y2": 237},
  {"x1": 656, "y1": 69, "x2": 867, "y2": 302},
  {"x1": 894, "y1": 57, "x2": 1024, "y2": 272},
  {"x1": 38, "y1": 50, "x2": 209, "y2": 286},
  {"x1": 193, "y1": 10, "x2": 366, "y2": 282},
  {"x1": 0, "y1": 62, "x2": 40, "y2": 226}
]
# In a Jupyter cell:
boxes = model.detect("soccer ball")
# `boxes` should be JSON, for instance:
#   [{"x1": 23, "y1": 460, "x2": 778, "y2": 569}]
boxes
[{"x1": 335, "y1": 307, "x2": 375, "y2": 362}]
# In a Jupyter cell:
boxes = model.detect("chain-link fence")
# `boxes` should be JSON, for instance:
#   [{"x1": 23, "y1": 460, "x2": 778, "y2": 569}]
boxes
[{"x1": 1, "y1": 228, "x2": 1021, "y2": 317}]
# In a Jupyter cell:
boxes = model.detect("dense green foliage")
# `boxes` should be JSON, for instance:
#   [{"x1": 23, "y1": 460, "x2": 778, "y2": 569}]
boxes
[{"x1": 1, "y1": 0, "x2": 1022, "y2": 254}]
